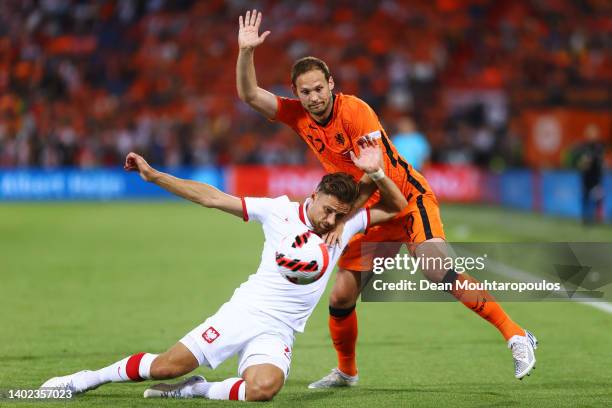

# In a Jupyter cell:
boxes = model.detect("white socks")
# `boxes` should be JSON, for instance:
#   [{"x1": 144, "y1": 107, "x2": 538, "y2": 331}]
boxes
[
  {"x1": 192, "y1": 378, "x2": 246, "y2": 401},
  {"x1": 69, "y1": 354, "x2": 247, "y2": 401},
  {"x1": 95, "y1": 352, "x2": 158, "y2": 386}
]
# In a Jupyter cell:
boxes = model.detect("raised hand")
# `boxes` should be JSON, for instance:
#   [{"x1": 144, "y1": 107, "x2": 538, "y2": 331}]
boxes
[
  {"x1": 350, "y1": 138, "x2": 383, "y2": 174},
  {"x1": 238, "y1": 9, "x2": 270, "y2": 50},
  {"x1": 124, "y1": 152, "x2": 156, "y2": 182},
  {"x1": 322, "y1": 222, "x2": 345, "y2": 247}
]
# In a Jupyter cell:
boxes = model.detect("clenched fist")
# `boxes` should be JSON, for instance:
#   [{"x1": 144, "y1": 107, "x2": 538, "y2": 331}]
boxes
[{"x1": 124, "y1": 152, "x2": 156, "y2": 182}]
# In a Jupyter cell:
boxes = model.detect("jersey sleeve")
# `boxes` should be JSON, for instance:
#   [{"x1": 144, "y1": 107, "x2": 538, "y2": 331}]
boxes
[
  {"x1": 241, "y1": 196, "x2": 290, "y2": 224},
  {"x1": 273, "y1": 96, "x2": 303, "y2": 128},
  {"x1": 341, "y1": 208, "x2": 370, "y2": 242},
  {"x1": 343, "y1": 98, "x2": 382, "y2": 143}
]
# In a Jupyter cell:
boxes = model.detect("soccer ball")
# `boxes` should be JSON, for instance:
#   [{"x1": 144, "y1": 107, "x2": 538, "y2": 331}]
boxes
[{"x1": 275, "y1": 230, "x2": 329, "y2": 285}]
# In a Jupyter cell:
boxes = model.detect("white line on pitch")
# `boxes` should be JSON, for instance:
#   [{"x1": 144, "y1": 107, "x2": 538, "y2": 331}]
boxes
[{"x1": 484, "y1": 256, "x2": 612, "y2": 315}]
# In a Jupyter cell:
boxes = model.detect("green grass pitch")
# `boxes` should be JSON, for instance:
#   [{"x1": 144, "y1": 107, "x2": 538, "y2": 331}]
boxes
[{"x1": 1, "y1": 202, "x2": 611, "y2": 407}]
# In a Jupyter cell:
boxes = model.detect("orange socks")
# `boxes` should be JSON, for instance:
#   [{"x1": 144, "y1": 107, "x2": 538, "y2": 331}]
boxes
[
  {"x1": 329, "y1": 306, "x2": 358, "y2": 376},
  {"x1": 327, "y1": 271, "x2": 523, "y2": 376},
  {"x1": 443, "y1": 269, "x2": 525, "y2": 341}
]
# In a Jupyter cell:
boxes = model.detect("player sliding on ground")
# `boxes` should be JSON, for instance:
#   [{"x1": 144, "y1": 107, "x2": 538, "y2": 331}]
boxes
[
  {"x1": 236, "y1": 9, "x2": 538, "y2": 384},
  {"x1": 40, "y1": 141, "x2": 407, "y2": 401}
]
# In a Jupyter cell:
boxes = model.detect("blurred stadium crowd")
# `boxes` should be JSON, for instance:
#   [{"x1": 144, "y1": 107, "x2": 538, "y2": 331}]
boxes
[{"x1": 0, "y1": 0, "x2": 610, "y2": 169}]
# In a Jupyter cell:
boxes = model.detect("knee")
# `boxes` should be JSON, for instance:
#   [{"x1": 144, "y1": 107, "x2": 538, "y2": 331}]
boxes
[
  {"x1": 329, "y1": 269, "x2": 360, "y2": 309},
  {"x1": 329, "y1": 279, "x2": 359, "y2": 309},
  {"x1": 246, "y1": 377, "x2": 281, "y2": 401},
  {"x1": 415, "y1": 238, "x2": 449, "y2": 283},
  {"x1": 329, "y1": 290, "x2": 357, "y2": 309}
]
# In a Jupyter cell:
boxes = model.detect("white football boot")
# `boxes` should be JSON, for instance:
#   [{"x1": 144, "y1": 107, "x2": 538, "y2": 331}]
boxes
[
  {"x1": 143, "y1": 375, "x2": 206, "y2": 398},
  {"x1": 40, "y1": 370, "x2": 97, "y2": 394},
  {"x1": 308, "y1": 368, "x2": 358, "y2": 389},
  {"x1": 508, "y1": 330, "x2": 538, "y2": 380}
]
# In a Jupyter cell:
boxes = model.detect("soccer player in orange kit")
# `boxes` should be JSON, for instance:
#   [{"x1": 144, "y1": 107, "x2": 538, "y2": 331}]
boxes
[{"x1": 235, "y1": 10, "x2": 538, "y2": 385}]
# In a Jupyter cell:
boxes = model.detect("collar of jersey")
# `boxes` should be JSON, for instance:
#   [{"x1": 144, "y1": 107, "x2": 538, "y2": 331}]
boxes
[
  {"x1": 311, "y1": 94, "x2": 337, "y2": 128},
  {"x1": 299, "y1": 198, "x2": 314, "y2": 230}
]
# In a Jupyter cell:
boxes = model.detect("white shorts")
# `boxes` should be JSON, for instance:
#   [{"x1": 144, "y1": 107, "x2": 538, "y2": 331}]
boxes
[{"x1": 179, "y1": 301, "x2": 294, "y2": 379}]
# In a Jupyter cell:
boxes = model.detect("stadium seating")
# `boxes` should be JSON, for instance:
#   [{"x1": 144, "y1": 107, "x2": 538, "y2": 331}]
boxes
[{"x1": 0, "y1": 0, "x2": 610, "y2": 169}]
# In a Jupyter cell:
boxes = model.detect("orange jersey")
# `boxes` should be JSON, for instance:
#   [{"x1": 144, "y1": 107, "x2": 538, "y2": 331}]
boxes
[{"x1": 274, "y1": 93, "x2": 432, "y2": 206}]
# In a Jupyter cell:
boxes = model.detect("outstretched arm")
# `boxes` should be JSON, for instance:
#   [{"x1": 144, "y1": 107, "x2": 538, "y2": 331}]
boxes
[
  {"x1": 236, "y1": 9, "x2": 278, "y2": 119},
  {"x1": 350, "y1": 140, "x2": 408, "y2": 226},
  {"x1": 124, "y1": 153, "x2": 243, "y2": 218}
]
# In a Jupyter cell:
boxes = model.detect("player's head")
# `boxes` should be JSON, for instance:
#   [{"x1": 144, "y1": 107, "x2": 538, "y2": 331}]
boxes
[
  {"x1": 291, "y1": 57, "x2": 334, "y2": 117},
  {"x1": 308, "y1": 172, "x2": 359, "y2": 235}
]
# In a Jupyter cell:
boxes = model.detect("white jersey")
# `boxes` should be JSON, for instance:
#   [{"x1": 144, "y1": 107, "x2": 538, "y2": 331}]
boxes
[{"x1": 230, "y1": 195, "x2": 369, "y2": 332}]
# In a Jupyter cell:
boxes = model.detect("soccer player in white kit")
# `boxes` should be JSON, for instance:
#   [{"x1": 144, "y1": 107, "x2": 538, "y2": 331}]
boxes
[{"x1": 40, "y1": 140, "x2": 407, "y2": 401}]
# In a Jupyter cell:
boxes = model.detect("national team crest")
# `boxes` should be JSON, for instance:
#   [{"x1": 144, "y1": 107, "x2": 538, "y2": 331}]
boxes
[{"x1": 202, "y1": 326, "x2": 220, "y2": 343}]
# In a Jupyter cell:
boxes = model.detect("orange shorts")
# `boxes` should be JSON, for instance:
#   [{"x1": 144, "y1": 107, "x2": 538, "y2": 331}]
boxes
[{"x1": 338, "y1": 192, "x2": 446, "y2": 272}]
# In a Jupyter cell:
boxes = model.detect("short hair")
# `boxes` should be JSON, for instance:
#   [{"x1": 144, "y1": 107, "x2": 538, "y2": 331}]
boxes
[
  {"x1": 315, "y1": 172, "x2": 359, "y2": 204},
  {"x1": 291, "y1": 56, "x2": 331, "y2": 86}
]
